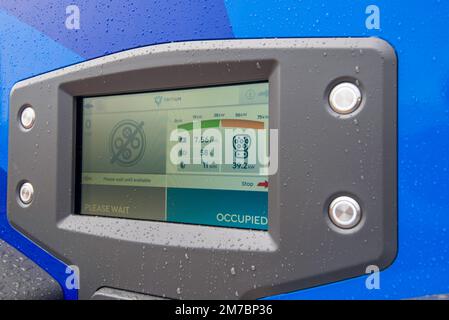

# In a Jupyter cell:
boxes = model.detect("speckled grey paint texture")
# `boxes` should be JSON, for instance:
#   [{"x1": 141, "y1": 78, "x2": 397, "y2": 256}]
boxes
[{"x1": 0, "y1": 240, "x2": 62, "y2": 300}]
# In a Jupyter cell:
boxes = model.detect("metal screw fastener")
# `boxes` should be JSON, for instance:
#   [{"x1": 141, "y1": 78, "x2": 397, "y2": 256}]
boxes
[
  {"x1": 20, "y1": 106, "x2": 36, "y2": 130},
  {"x1": 329, "y1": 196, "x2": 361, "y2": 229},
  {"x1": 18, "y1": 182, "x2": 34, "y2": 205},
  {"x1": 329, "y1": 82, "x2": 362, "y2": 114}
]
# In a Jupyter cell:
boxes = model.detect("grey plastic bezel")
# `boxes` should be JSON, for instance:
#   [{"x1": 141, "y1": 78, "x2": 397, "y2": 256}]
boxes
[{"x1": 7, "y1": 38, "x2": 397, "y2": 299}]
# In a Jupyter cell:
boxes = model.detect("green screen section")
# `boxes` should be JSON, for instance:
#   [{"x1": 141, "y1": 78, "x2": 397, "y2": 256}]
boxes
[{"x1": 79, "y1": 82, "x2": 269, "y2": 230}]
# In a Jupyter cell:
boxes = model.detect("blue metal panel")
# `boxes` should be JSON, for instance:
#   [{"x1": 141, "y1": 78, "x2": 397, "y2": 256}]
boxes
[
  {"x1": 0, "y1": 0, "x2": 233, "y2": 59},
  {"x1": 0, "y1": 0, "x2": 235, "y2": 300},
  {"x1": 224, "y1": 0, "x2": 449, "y2": 299},
  {"x1": 0, "y1": 9, "x2": 84, "y2": 299}
]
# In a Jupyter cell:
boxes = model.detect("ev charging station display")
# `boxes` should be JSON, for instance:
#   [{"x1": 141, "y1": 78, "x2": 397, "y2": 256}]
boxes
[
  {"x1": 78, "y1": 82, "x2": 269, "y2": 230},
  {"x1": 7, "y1": 39, "x2": 397, "y2": 299}
]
